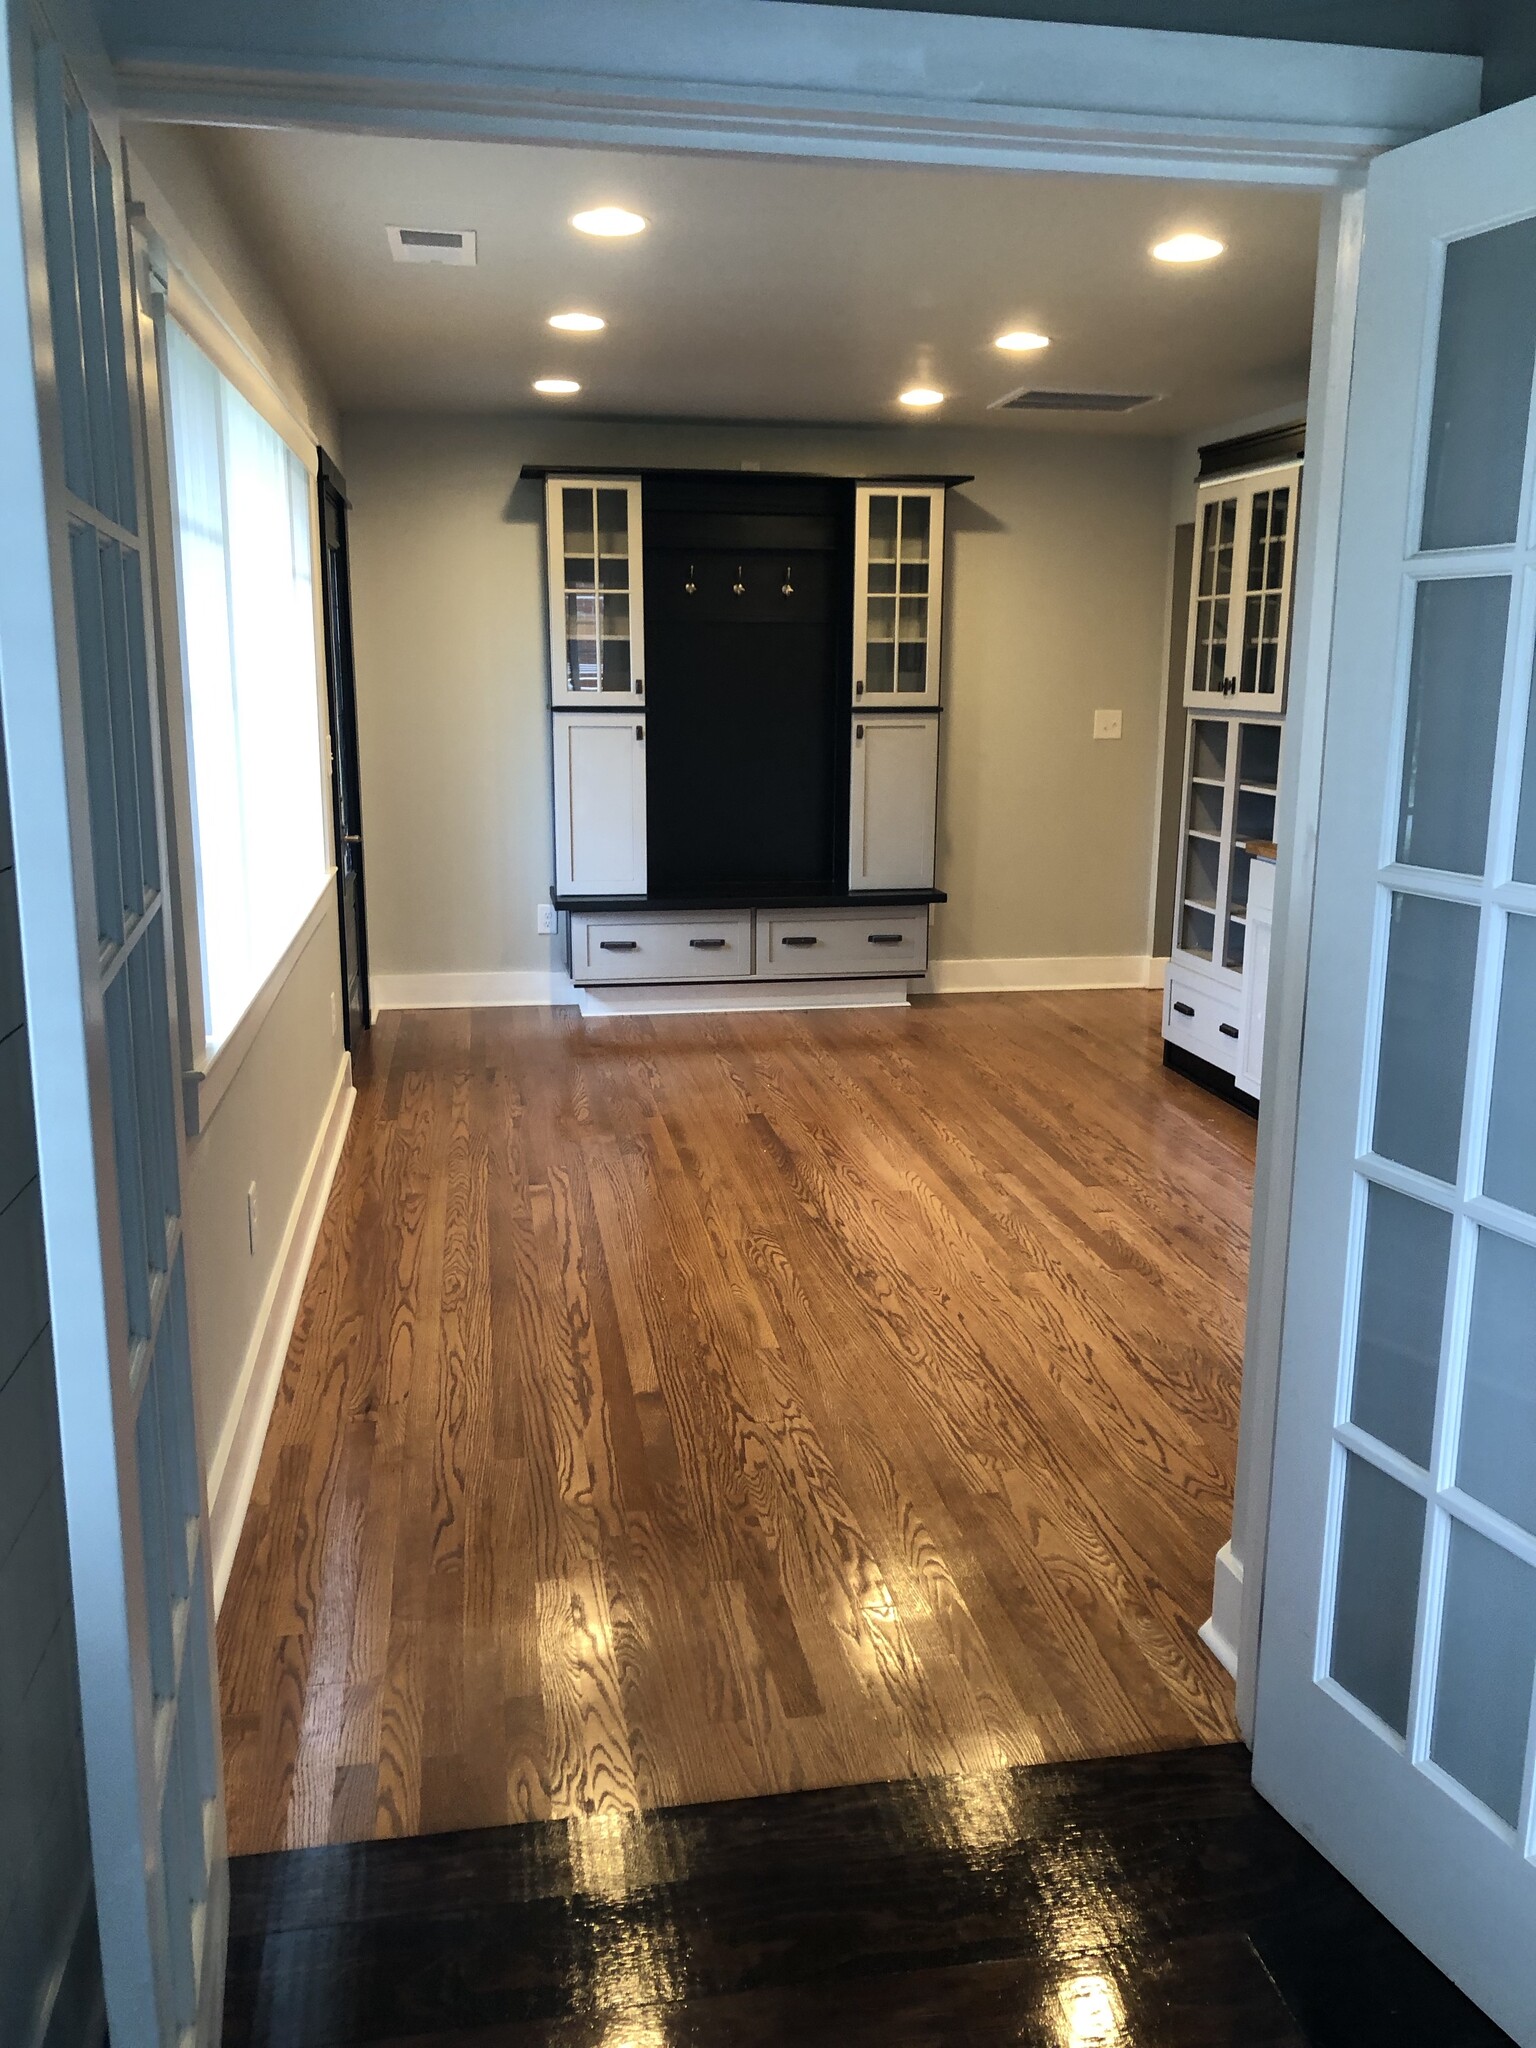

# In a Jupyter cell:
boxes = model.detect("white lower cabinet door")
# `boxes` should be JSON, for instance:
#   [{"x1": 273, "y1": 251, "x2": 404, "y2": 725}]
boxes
[
  {"x1": 553, "y1": 712, "x2": 647, "y2": 896},
  {"x1": 849, "y1": 713, "x2": 939, "y2": 891}
]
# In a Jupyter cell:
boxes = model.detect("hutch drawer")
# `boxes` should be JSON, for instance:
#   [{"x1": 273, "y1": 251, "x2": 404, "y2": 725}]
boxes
[
  {"x1": 571, "y1": 911, "x2": 754, "y2": 984},
  {"x1": 756, "y1": 906, "x2": 928, "y2": 978}
]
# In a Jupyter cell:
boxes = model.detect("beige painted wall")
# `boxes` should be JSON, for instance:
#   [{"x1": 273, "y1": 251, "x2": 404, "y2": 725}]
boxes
[
  {"x1": 343, "y1": 413, "x2": 1179, "y2": 982},
  {"x1": 123, "y1": 129, "x2": 349, "y2": 1497}
]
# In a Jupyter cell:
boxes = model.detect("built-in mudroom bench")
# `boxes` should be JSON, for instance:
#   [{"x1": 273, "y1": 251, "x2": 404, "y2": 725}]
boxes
[{"x1": 532, "y1": 464, "x2": 962, "y2": 1014}]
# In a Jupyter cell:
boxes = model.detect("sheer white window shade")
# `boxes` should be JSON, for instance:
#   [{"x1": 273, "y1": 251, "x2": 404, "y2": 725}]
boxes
[{"x1": 163, "y1": 319, "x2": 327, "y2": 1053}]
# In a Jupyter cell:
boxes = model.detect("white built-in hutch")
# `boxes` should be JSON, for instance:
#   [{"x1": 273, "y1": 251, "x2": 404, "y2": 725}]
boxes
[
  {"x1": 534, "y1": 466, "x2": 958, "y2": 1011},
  {"x1": 1163, "y1": 423, "x2": 1303, "y2": 1107}
]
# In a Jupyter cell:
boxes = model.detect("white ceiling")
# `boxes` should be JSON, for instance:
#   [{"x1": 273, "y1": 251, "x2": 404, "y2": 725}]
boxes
[{"x1": 179, "y1": 126, "x2": 1320, "y2": 433}]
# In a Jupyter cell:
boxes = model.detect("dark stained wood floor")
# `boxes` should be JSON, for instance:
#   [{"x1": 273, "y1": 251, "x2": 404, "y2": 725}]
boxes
[
  {"x1": 224, "y1": 1745, "x2": 1514, "y2": 2046},
  {"x1": 218, "y1": 990, "x2": 1255, "y2": 1855}
]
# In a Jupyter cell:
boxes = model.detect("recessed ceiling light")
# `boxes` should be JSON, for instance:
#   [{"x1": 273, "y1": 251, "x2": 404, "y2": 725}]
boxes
[
  {"x1": 571, "y1": 206, "x2": 647, "y2": 238},
  {"x1": 1152, "y1": 233, "x2": 1225, "y2": 264},
  {"x1": 994, "y1": 330, "x2": 1050, "y2": 353},
  {"x1": 534, "y1": 377, "x2": 581, "y2": 396},
  {"x1": 899, "y1": 387, "x2": 945, "y2": 408},
  {"x1": 548, "y1": 311, "x2": 606, "y2": 333}
]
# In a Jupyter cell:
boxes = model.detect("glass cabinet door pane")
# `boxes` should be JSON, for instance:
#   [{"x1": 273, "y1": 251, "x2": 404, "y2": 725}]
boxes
[
  {"x1": 1396, "y1": 577, "x2": 1508, "y2": 876},
  {"x1": 899, "y1": 494, "x2": 931, "y2": 562},
  {"x1": 595, "y1": 487, "x2": 629, "y2": 559},
  {"x1": 1192, "y1": 719, "x2": 1229, "y2": 783},
  {"x1": 1513, "y1": 646, "x2": 1536, "y2": 883},
  {"x1": 1239, "y1": 486, "x2": 1290, "y2": 696},
  {"x1": 1350, "y1": 1183, "x2": 1450, "y2": 1468},
  {"x1": 1431, "y1": 1522, "x2": 1536, "y2": 1827},
  {"x1": 1373, "y1": 892, "x2": 1479, "y2": 1182},
  {"x1": 1192, "y1": 497, "x2": 1237, "y2": 695},
  {"x1": 867, "y1": 494, "x2": 899, "y2": 561},
  {"x1": 1420, "y1": 218, "x2": 1536, "y2": 553},
  {"x1": 562, "y1": 486, "x2": 596, "y2": 556},
  {"x1": 1330, "y1": 1451, "x2": 1425, "y2": 1736},
  {"x1": 1458, "y1": 1227, "x2": 1536, "y2": 1539},
  {"x1": 1181, "y1": 904, "x2": 1215, "y2": 960},
  {"x1": 1484, "y1": 913, "x2": 1536, "y2": 1215}
]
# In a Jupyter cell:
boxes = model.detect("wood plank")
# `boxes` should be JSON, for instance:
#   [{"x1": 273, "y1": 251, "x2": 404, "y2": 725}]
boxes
[{"x1": 218, "y1": 990, "x2": 1252, "y2": 1851}]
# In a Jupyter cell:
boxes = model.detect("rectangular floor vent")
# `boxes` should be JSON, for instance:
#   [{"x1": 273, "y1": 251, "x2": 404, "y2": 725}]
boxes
[
  {"x1": 387, "y1": 225, "x2": 477, "y2": 266},
  {"x1": 990, "y1": 386, "x2": 1161, "y2": 413}
]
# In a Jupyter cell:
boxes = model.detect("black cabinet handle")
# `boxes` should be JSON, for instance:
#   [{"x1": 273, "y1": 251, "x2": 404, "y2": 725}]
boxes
[
  {"x1": 867, "y1": 932, "x2": 904, "y2": 945},
  {"x1": 1173, "y1": 1001, "x2": 1194, "y2": 1017},
  {"x1": 856, "y1": 723, "x2": 864, "y2": 740},
  {"x1": 689, "y1": 938, "x2": 727, "y2": 950},
  {"x1": 635, "y1": 724, "x2": 644, "y2": 740},
  {"x1": 635, "y1": 678, "x2": 643, "y2": 692},
  {"x1": 855, "y1": 680, "x2": 864, "y2": 697},
  {"x1": 600, "y1": 940, "x2": 639, "y2": 952},
  {"x1": 781, "y1": 935, "x2": 818, "y2": 948},
  {"x1": 1219, "y1": 1022, "x2": 1240, "y2": 1039}
]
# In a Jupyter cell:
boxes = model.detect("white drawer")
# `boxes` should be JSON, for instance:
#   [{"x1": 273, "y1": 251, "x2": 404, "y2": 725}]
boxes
[
  {"x1": 571, "y1": 912, "x2": 754, "y2": 985},
  {"x1": 757, "y1": 906, "x2": 929, "y2": 979},
  {"x1": 1165, "y1": 966, "x2": 1242, "y2": 1074}
]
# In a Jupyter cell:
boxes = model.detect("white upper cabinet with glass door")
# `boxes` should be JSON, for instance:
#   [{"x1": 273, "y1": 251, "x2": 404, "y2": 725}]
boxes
[
  {"x1": 1183, "y1": 461, "x2": 1301, "y2": 712},
  {"x1": 853, "y1": 485, "x2": 945, "y2": 708},
  {"x1": 545, "y1": 477, "x2": 646, "y2": 707}
]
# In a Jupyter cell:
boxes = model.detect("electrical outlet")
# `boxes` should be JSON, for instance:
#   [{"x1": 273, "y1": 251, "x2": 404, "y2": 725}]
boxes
[
  {"x1": 1093, "y1": 708, "x2": 1123, "y2": 741},
  {"x1": 246, "y1": 1181, "x2": 259, "y2": 1255},
  {"x1": 536, "y1": 903, "x2": 558, "y2": 936}
]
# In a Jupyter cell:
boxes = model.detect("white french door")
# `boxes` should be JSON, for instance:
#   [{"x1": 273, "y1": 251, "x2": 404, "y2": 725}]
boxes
[
  {"x1": 1256, "y1": 93, "x2": 1536, "y2": 2046},
  {"x1": 0, "y1": 1, "x2": 226, "y2": 2041}
]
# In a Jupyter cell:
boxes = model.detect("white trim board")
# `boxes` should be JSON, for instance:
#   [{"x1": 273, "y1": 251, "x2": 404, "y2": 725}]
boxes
[
  {"x1": 371, "y1": 968, "x2": 574, "y2": 1010},
  {"x1": 927, "y1": 954, "x2": 1161, "y2": 993},
  {"x1": 1199, "y1": 1540, "x2": 1243, "y2": 1679},
  {"x1": 372, "y1": 957, "x2": 1165, "y2": 1011},
  {"x1": 108, "y1": 3, "x2": 1481, "y2": 185},
  {"x1": 205, "y1": 1054, "x2": 353, "y2": 1609}
]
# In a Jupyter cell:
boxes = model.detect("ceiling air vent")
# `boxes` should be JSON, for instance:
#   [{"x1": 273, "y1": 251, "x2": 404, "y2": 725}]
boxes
[
  {"x1": 990, "y1": 386, "x2": 1161, "y2": 414},
  {"x1": 386, "y1": 225, "x2": 477, "y2": 267}
]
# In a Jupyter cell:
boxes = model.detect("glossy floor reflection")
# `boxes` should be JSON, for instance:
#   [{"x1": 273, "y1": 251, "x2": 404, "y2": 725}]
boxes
[{"x1": 224, "y1": 1743, "x2": 1511, "y2": 2046}]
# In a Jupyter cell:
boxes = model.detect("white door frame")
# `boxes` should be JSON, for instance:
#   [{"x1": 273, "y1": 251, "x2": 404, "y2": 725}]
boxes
[{"x1": 22, "y1": 10, "x2": 1482, "y2": 1822}]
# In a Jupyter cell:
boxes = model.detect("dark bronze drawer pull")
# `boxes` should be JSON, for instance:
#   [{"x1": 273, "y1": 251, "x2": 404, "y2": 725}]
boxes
[
  {"x1": 1173, "y1": 1001, "x2": 1194, "y2": 1017},
  {"x1": 781, "y1": 935, "x2": 818, "y2": 948},
  {"x1": 1219, "y1": 1022, "x2": 1240, "y2": 1039},
  {"x1": 689, "y1": 938, "x2": 728, "y2": 949},
  {"x1": 600, "y1": 940, "x2": 639, "y2": 952},
  {"x1": 867, "y1": 933, "x2": 904, "y2": 944}
]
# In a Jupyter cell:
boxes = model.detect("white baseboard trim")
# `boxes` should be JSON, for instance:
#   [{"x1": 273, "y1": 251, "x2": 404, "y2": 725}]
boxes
[
  {"x1": 577, "y1": 977, "x2": 911, "y2": 1018},
  {"x1": 372, "y1": 957, "x2": 1167, "y2": 1012},
  {"x1": 206, "y1": 1055, "x2": 355, "y2": 1610},
  {"x1": 1199, "y1": 1539, "x2": 1244, "y2": 1678},
  {"x1": 371, "y1": 968, "x2": 575, "y2": 1009},
  {"x1": 926, "y1": 953, "x2": 1159, "y2": 994}
]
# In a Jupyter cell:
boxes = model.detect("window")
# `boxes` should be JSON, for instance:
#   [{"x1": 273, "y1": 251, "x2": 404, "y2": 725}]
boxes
[{"x1": 163, "y1": 320, "x2": 327, "y2": 1054}]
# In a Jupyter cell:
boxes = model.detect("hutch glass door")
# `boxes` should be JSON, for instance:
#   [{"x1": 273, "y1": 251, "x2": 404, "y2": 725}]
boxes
[
  {"x1": 546, "y1": 477, "x2": 645, "y2": 707},
  {"x1": 853, "y1": 485, "x2": 943, "y2": 708}
]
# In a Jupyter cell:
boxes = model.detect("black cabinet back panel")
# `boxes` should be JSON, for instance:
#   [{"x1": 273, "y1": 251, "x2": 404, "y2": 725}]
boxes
[{"x1": 644, "y1": 479, "x2": 851, "y2": 897}]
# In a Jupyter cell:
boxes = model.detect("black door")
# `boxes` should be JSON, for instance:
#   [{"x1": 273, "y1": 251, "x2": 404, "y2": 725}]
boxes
[{"x1": 318, "y1": 451, "x2": 371, "y2": 1057}]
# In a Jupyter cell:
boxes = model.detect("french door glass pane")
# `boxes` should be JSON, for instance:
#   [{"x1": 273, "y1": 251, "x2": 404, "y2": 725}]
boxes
[
  {"x1": 1457, "y1": 1227, "x2": 1536, "y2": 1539},
  {"x1": 1484, "y1": 913, "x2": 1536, "y2": 1214},
  {"x1": 1350, "y1": 1182, "x2": 1450, "y2": 1468},
  {"x1": 867, "y1": 494, "x2": 898, "y2": 561},
  {"x1": 1330, "y1": 1451, "x2": 1425, "y2": 1736},
  {"x1": 562, "y1": 487, "x2": 595, "y2": 555},
  {"x1": 1420, "y1": 218, "x2": 1536, "y2": 553},
  {"x1": 1397, "y1": 577, "x2": 1508, "y2": 875},
  {"x1": 1372, "y1": 892, "x2": 1480, "y2": 1182},
  {"x1": 595, "y1": 488, "x2": 629, "y2": 558},
  {"x1": 1431, "y1": 1521, "x2": 1536, "y2": 1827}
]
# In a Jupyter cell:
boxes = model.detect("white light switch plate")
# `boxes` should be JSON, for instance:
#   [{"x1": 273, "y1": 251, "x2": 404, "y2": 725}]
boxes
[{"x1": 1093, "y1": 709, "x2": 1123, "y2": 740}]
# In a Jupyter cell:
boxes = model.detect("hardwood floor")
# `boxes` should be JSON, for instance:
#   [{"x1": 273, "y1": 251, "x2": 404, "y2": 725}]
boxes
[
  {"x1": 224, "y1": 1745, "x2": 1514, "y2": 2046},
  {"x1": 218, "y1": 990, "x2": 1255, "y2": 1855}
]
